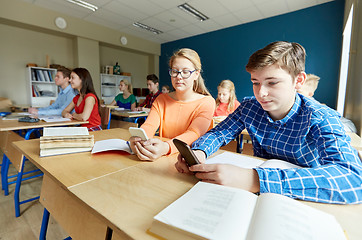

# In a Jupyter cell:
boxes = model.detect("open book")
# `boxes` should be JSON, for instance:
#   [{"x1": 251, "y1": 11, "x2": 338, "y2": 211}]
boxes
[
  {"x1": 91, "y1": 139, "x2": 132, "y2": 154},
  {"x1": 206, "y1": 151, "x2": 302, "y2": 169},
  {"x1": 149, "y1": 182, "x2": 346, "y2": 240},
  {"x1": 40, "y1": 127, "x2": 93, "y2": 157}
]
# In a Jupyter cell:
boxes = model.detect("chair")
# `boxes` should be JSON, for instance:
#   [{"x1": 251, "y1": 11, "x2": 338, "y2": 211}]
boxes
[
  {"x1": 1, "y1": 131, "x2": 43, "y2": 217},
  {"x1": 100, "y1": 105, "x2": 111, "y2": 129}
]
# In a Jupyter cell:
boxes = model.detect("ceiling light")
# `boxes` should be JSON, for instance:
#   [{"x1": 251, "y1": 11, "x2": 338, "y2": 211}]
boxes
[
  {"x1": 66, "y1": 0, "x2": 98, "y2": 12},
  {"x1": 133, "y1": 22, "x2": 163, "y2": 35},
  {"x1": 178, "y1": 3, "x2": 209, "y2": 21}
]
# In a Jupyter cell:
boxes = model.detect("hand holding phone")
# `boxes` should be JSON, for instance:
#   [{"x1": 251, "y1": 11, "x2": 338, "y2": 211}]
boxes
[
  {"x1": 129, "y1": 127, "x2": 149, "y2": 141},
  {"x1": 173, "y1": 139, "x2": 200, "y2": 167}
]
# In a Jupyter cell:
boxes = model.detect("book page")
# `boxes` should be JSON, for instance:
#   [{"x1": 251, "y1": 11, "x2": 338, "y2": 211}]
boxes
[
  {"x1": 246, "y1": 193, "x2": 346, "y2": 240},
  {"x1": 206, "y1": 152, "x2": 264, "y2": 169},
  {"x1": 154, "y1": 182, "x2": 258, "y2": 240},
  {"x1": 39, "y1": 116, "x2": 71, "y2": 122},
  {"x1": 91, "y1": 139, "x2": 132, "y2": 154},
  {"x1": 43, "y1": 127, "x2": 89, "y2": 136},
  {"x1": 206, "y1": 152, "x2": 302, "y2": 170}
]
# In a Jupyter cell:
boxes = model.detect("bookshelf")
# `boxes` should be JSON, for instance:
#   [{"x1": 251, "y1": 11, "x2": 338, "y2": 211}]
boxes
[
  {"x1": 27, "y1": 67, "x2": 58, "y2": 107},
  {"x1": 101, "y1": 74, "x2": 131, "y2": 104}
]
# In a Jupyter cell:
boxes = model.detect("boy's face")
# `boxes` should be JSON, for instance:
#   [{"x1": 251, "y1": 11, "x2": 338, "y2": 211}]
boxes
[
  {"x1": 250, "y1": 64, "x2": 304, "y2": 121},
  {"x1": 147, "y1": 80, "x2": 158, "y2": 93}
]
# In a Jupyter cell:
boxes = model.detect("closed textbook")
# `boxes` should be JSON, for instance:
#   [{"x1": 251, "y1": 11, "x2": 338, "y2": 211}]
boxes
[
  {"x1": 40, "y1": 127, "x2": 94, "y2": 157},
  {"x1": 148, "y1": 182, "x2": 346, "y2": 240}
]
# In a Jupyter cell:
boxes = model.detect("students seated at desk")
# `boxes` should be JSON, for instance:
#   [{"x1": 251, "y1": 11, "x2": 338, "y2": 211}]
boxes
[
  {"x1": 129, "y1": 48, "x2": 215, "y2": 161},
  {"x1": 214, "y1": 79, "x2": 240, "y2": 117},
  {"x1": 176, "y1": 41, "x2": 362, "y2": 204},
  {"x1": 109, "y1": 79, "x2": 136, "y2": 111},
  {"x1": 297, "y1": 73, "x2": 357, "y2": 133},
  {"x1": 62, "y1": 68, "x2": 101, "y2": 131},
  {"x1": 28, "y1": 66, "x2": 77, "y2": 115},
  {"x1": 136, "y1": 74, "x2": 162, "y2": 110}
]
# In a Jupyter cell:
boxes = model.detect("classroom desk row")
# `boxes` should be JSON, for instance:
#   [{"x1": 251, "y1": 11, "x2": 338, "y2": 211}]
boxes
[{"x1": 12, "y1": 128, "x2": 362, "y2": 240}]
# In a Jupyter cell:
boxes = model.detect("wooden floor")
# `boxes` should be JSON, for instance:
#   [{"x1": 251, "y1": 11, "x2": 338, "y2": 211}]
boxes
[
  {"x1": 0, "y1": 151, "x2": 68, "y2": 240},
  {"x1": 0, "y1": 141, "x2": 253, "y2": 239}
]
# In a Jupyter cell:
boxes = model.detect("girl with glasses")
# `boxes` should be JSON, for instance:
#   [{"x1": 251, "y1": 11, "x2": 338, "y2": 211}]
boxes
[{"x1": 129, "y1": 48, "x2": 215, "y2": 161}]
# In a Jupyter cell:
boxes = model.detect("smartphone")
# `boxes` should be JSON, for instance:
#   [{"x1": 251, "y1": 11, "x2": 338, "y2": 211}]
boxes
[
  {"x1": 173, "y1": 139, "x2": 200, "y2": 166},
  {"x1": 129, "y1": 127, "x2": 149, "y2": 140}
]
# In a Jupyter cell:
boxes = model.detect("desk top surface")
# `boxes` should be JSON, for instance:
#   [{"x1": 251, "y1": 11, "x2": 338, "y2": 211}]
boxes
[
  {"x1": 13, "y1": 128, "x2": 142, "y2": 188},
  {"x1": 111, "y1": 110, "x2": 149, "y2": 118},
  {"x1": 0, "y1": 117, "x2": 87, "y2": 131}
]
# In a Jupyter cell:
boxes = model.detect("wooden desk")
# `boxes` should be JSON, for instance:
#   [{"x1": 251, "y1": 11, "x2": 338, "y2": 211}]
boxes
[
  {"x1": 68, "y1": 152, "x2": 362, "y2": 240},
  {"x1": 111, "y1": 110, "x2": 148, "y2": 119},
  {"x1": 13, "y1": 129, "x2": 362, "y2": 240},
  {"x1": 0, "y1": 117, "x2": 87, "y2": 132}
]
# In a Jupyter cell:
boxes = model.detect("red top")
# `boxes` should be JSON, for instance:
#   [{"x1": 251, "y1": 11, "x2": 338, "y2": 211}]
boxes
[
  {"x1": 73, "y1": 93, "x2": 101, "y2": 129},
  {"x1": 214, "y1": 99, "x2": 240, "y2": 116}
]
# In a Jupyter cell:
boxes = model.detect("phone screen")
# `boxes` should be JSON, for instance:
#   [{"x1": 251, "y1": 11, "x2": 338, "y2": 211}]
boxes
[{"x1": 173, "y1": 139, "x2": 200, "y2": 166}]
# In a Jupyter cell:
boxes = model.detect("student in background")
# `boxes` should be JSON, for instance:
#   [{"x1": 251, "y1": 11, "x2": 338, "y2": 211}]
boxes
[
  {"x1": 176, "y1": 41, "x2": 362, "y2": 204},
  {"x1": 129, "y1": 48, "x2": 215, "y2": 161},
  {"x1": 162, "y1": 85, "x2": 170, "y2": 94},
  {"x1": 297, "y1": 74, "x2": 357, "y2": 133},
  {"x1": 137, "y1": 74, "x2": 162, "y2": 110},
  {"x1": 62, "y1": 68, "x2": 102, "y2": 131},
  {"x1": 28, "y1": 66, "x2": 76, "y2": 115},
  {"x1": 109, "y1": 79, "x2": 136, "y2": 111},
  {"x1": 214, "y1": 79, "x2": 240, "y2": 117}
]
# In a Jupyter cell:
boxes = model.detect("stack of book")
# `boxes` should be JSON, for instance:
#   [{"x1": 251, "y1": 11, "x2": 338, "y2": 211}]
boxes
[{"x1": 40, "y1": 127, "x2": 94, "y2": 157}]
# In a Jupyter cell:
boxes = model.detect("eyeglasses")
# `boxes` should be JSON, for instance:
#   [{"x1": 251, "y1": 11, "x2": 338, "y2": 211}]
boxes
[{"x1": 169, "y1": 69, "x2": 196, "y2": 79}]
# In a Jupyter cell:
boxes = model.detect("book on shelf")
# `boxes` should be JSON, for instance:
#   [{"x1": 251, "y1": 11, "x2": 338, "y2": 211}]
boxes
[
  {"x1": 42, "y1": 70, "x2": 50, "y2": 82},
  {"x1": 36, "y1": 69, "x2": 45, "y2": 82},
  {"x1": 40, "y1": 127, "x2": 94, "y2": 157},
  {"x1": 48, "y1": 71, "x2": 54, "y2": 82},
  {"x1": 148, "y1": 181, "x2": 347, "y2": 240}
]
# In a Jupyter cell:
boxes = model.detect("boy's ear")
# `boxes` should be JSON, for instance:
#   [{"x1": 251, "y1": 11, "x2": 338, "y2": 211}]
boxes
[{"x1": 295, "y1": 72, "x2": 306, "y2": 90}]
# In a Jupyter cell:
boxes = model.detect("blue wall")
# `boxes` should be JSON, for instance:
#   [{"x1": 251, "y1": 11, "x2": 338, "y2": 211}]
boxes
[{"x1": 160, "y1": 0, "x2": 344, "y2": 109}]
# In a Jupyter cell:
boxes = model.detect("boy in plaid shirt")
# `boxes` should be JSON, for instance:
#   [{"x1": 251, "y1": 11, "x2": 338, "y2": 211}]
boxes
[{"x1": 175, "y1": 41, "x2": 362, "y2": 204}]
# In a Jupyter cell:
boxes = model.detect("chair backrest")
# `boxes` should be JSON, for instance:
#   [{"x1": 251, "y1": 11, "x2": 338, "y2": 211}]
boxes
[
  {"x1": 4, "y1": 131, "x2": 24, "y2": 172},
  {"x1": 100, "y1": 105, "x2": 111, "y2": 129}
]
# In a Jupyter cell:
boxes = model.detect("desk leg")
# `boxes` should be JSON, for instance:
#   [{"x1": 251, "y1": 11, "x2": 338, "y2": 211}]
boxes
[
  {"x1": 2, "y1": 155, "x2": 10, "y2": 195},
  {"x1": 39, "y1": 208, "x2": 50, "y2": 240}
]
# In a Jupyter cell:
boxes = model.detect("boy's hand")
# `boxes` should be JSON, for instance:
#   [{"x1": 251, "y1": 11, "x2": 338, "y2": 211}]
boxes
[
  {"x1": 175, "y1": 150, "x2": 206, "y2": 174},
  {"x1": 190, "y1": 164, "x2": 260, "y2": 193}
]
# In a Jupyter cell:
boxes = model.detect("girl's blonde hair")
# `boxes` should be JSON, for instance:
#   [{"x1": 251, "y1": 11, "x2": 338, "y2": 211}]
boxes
[
  {"x1": 216, "y1": 80, "x2": 237, "y2": 113},
  {"x1": 120, "y1": 79, "x2": 133, "y2": 94},
  {"x1": 169, "y1": 48, "x2": 211, "y2": 96}
]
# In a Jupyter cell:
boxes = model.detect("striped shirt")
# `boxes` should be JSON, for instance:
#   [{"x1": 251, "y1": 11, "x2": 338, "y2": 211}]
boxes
[{"x1": 192, "y1": 94, "x2": 362, "y2": 204}]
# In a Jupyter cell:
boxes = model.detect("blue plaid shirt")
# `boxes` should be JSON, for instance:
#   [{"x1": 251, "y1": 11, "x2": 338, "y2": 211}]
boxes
[{"x1": 192, "y1": 94, "x2": 362, "y2": 204}]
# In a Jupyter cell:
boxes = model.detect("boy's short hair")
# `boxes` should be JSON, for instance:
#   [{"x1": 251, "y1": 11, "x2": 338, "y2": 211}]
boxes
[
  {"x1": 57, "y1": 66, "x2": 71, "y2": 79},
  {"x1": 304, "y1": 74, "x2": 320, "y2": 92},
  {"x1": 147, "y1": 74, "x2": 159, "y2": 84},
  {"x1": 246, "y1": 41, "x2": 306, "y2": 79}
]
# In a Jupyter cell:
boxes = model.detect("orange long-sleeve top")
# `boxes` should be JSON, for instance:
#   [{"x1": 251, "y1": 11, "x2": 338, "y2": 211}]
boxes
[{"x1": 141, "y1": 93, "x2": 215, "y2": 154}]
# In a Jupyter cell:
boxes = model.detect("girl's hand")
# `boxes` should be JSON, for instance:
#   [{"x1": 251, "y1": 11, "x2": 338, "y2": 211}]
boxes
[
  {"x1": 131, "y1": 138, "x2": 170, "y2": 161},
  {"x1": 64, "y1": 113, "x2": 73, "y2": 119}
]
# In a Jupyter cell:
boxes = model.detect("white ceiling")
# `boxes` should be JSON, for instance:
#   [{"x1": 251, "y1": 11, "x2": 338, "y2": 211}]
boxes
[{"x1": 21, "y1": 0, "x2": 334, "y2": 44}]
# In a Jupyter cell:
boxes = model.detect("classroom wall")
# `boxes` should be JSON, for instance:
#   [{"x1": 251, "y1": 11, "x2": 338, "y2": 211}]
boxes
[
  {"x1": 0, "y1": 0, "x2": 160, "y2": 106},
  {"x1": 0, "y1": 22, "x2": 75, "y2": 105},
  {"x1": 160, "y1": 1, "x2": 344, "y2": 109},
  {"x1": 99, "y1": 45, "x2": 149, "y2": 88}
]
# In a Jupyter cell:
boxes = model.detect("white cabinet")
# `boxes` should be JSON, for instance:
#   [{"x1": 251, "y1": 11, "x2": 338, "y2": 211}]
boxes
[
  {"x1": 27, "y1": 67, "x2": 58, "y2": 107},
  {"x1": 101, "y1": 74, "x2": 131, "y2": 104}
]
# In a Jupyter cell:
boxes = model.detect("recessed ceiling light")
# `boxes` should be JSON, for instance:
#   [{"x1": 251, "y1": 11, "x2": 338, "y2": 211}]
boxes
[
  {"x1": 133, "y1": 22, "x2": 163, "y2": 35},
  {"x1": 178, "y1": 3, "x2": 209, "y2": 21},
  {"x1": 66, "y1": 0, "x2": 98, "y2": 12}
]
